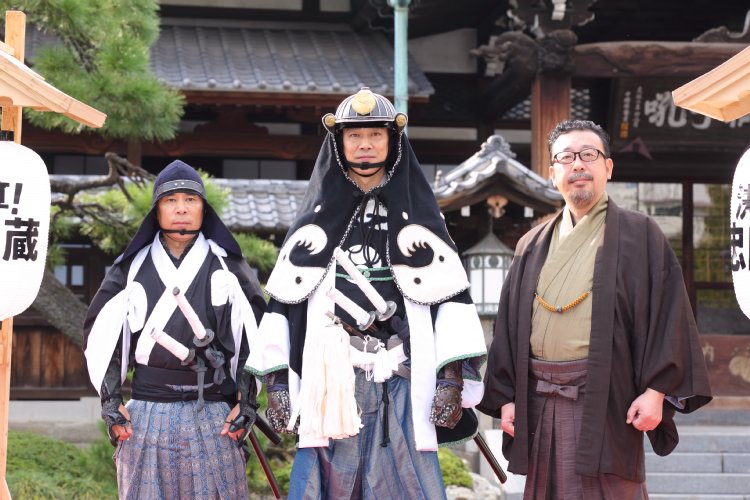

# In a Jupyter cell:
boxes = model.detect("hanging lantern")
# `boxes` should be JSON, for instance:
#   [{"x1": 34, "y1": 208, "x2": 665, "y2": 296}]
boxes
[
  {"x1": 463, "y1": 232, "x2": 514, "y2": 317},
  {"x1": 0, "y1": 140, "x2": 50, "y2": 320},
  {"x1": 732, "y1": 147, "x2": 750, "y2": 320}
]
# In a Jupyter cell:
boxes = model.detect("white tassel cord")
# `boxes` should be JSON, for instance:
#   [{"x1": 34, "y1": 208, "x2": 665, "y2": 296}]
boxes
[
  {"x1": 322, "y1": 324, "x2": 361, "y2": 438},
  {"x1": 292, "y1": 329, "x2": 326, "y2": 436},
  {"x1": 294, "y1": 323, "x2": 361, "y2": 439}
]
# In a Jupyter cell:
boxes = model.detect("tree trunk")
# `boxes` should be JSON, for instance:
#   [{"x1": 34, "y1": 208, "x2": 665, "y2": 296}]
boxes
[{"x1": 31, "y1": 270, "x2": 87, "y2": 346}]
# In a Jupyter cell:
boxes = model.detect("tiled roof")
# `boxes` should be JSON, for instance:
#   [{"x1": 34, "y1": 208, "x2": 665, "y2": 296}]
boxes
[
  {"x1": 49, "y1": 175, "x2": 307, "y2": 235},
  {"x1": 22, "y1": 19, "x2": 434, "y2": 98},
  {"x1": 434, "y1": 134, "x2": 563, "y2": 212},
  {"x1": 153, "y1": 19, "x2": 434, "y2": 97},
  {"x1": 213, "y1": 178, "x2": 307, "y2": 233},
  {"x1": 51, "y1": 141, "x2": 559, "y2": 238}
]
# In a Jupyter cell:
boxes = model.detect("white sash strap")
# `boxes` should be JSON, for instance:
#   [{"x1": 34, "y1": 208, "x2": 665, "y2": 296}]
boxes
[
  {"x1": 134, "y1": 234, "x2": 209, "y2": 364},
  {"x1": 210, "y1": 270, "x2": 259, "y2": 381},
  {"x1": 208, "y1": 238, "x2": 261, "y2": 382},
  {"x1": 84, "y1": 246, "x2": 150, "y2": 395},
  {"x1": 404, "y1": 299, "x2": 438, "y2": 451},
  {"x1": 134, "y1": 286, "x2": 180, "y2": 364}
]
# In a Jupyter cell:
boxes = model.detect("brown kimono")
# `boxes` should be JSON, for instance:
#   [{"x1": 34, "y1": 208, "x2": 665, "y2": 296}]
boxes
[{"x1": 477, "y1": 198, "x2": 712, "y2": 483}]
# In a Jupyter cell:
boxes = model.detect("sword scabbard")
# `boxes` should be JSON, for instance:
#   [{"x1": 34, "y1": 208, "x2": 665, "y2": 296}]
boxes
[
  {"x1": 248, "y1": 429, "x2": 282, "y2": 499},
  {"x1": 474, "y1": 432, "x2": 508, "y2": 484}
]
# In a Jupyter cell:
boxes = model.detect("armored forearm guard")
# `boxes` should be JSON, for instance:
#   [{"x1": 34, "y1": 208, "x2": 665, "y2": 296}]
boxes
[
  {"x1": 429, "y1": 360, "x2": 464, "y2": 429},
  {"x1": 265, "y1": 370, "x2": 297, "y2": 434}
]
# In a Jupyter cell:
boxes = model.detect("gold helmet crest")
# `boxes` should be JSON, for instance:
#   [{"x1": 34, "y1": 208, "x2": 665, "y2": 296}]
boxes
[{"x1": 322, "y1": 87, "x2": 408, "y2": 133}]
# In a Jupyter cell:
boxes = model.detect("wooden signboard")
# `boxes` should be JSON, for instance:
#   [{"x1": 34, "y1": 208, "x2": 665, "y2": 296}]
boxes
[{"x1": 610, "y1": 77, "x2": 750, "y2": 152}]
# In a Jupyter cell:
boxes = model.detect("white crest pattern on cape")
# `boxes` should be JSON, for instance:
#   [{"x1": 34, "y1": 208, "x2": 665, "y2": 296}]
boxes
[
  {"x1": 265, "y1": 224, "x2": 329, "y2": 303},
  {"x1": 392, "y1": 224, "x2": 469, "y2": 304}
]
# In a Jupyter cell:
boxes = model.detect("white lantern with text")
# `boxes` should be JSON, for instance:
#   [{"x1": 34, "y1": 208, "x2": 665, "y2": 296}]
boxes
[
  {"x1": 732, "y1": 147, "x2": 750, "y2": 320},
  {"x1": 0, "y1": 141, "x2": 50, "y2": 320}
]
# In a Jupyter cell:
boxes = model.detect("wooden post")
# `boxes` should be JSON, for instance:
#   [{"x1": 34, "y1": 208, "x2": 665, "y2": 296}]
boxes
[
  {"x1": 0, "y1": 318, "x2": 11, "y2": 500},
  {"x1": 0, "y1": 11, "x2": 25, "y2": 499},
  {"x1": 0, "y1": 8, "x2": 24, "y2": 496},
  {"x1": 0, "y1": 9, "x2": 104, "y2": 496},
  {"x1": 531, "y1": 72, "x2": 571, "y2": 179},
  {"x1": 1, "y1": 11, "x2": 24, "y2": 145},
  {"x1": 127, "y1": 139, "x2": 142, "y2": 167}
]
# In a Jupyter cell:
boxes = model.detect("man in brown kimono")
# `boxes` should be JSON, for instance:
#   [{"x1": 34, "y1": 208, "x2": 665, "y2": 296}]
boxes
[{"x1": 477, "y1": 119, "x2": 712, "y2": 499}]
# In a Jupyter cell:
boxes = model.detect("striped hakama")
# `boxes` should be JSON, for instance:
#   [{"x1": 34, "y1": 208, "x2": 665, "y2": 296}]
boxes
[
  {"x1": 525, "y1": 358, "x2": 648, "y2": 500},
  {"x1": 115, "y1": 399, "x2": 248, "y2": 500}
]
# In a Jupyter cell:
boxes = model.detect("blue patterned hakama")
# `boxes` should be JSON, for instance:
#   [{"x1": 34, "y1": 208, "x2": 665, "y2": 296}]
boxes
[{"x1": 116, "y1": 400, "x2": 248, "y2": 500}]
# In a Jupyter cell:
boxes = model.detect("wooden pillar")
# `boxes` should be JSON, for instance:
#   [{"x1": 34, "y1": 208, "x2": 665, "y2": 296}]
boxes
[
  {"x1": 682, "y1": 180, "x2": 697, "y2": 317},
  {"x1": 0, "y1": 11, "x2": 24, "y2": 145},
  {"x1": 127, "y1": 139, "x2": 142, "y2": 167},
  {"x1": 0, "y1": 318, "x2": 11, "y2": 500},
  {"x1": 531, "y1": 72, "x2": 571, "y2": 178},
  {"x1": 0, "y1": 11, "x2": 25, "y2": 499}
]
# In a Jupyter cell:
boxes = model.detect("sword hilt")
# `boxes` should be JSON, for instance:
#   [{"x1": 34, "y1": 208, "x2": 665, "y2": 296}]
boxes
[
  {"x1": 181, "y1": 348, "x2": 196, "y2": 366},
  {"x1": 193, "y1": 328, "x2": 215, "y2": 347},
  {"x1": 376, "y1": 300, "x2": 397, "y2": 321}
]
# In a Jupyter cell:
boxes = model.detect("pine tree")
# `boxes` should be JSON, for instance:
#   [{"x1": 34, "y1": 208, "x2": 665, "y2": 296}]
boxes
[
  {"x1": 1, "y1": 3, "x2": 277, "y2": 344},
  {"x1": 1, "y1": 0, "x2": 184, "y2": 139}
]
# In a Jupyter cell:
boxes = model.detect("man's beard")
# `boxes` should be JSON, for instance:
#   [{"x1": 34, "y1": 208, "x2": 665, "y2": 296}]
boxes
[
  {"x1": 567, "y1": 172, "x2": 595, "y2": 207},
  {"x1": 570, "y1": 189, "x2": 594, "y2": 207}
]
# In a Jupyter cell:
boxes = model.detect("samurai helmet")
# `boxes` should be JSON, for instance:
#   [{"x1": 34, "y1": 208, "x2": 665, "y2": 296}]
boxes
[
  {"x1": 322, "y1": 87, "x2": 408, "y2": 134},
  {"x1": 152, "y1": 160, "x2": 207, "y2": 207}
]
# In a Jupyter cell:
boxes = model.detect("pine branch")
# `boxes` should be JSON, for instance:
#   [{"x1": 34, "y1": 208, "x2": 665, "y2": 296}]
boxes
[{"x1": 50, "y1": 151, "x2": 154, "y2": 216}]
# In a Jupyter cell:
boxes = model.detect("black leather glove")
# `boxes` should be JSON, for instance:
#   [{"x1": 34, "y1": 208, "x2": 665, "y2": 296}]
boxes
[
  {"x1": 429, "y1": 361, "x2": 464, "y2": 429},
  {"x1": 102, "y1": 395, "x2": 129, "y2": 446},
  {"x1": 100, "y1": 342, "x2": 129, "y2": 446},
  {"x1": 265, "y1": 370, "x2": 297, "y2": 434},
  {"x1": 227, "y1": 369, "x2": 259, "y2": 441}
]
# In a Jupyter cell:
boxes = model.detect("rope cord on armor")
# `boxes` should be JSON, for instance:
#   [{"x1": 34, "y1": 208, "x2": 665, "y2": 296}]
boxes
[
  {"x1": 346, "y1": 191, "x2": 384, "y2": 268},
  {"x1": 381, "y1": 381, "x2": 390, "y2": 447}
]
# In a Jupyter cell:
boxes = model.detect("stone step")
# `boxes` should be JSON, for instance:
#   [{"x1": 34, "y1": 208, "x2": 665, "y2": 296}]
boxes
[
  {"x1": 646, "y1": 452, "x2": 750, "y2": 473},
  {"x1": 673, "y1": 409, "x2": 750, "y2": 427},
  {"x1": 650, "y1": 495, "x2": 750, "y2": 500},
  {"x1": 649, "y1": 426, "x2": 750, "y2": 453},
  {"x1": 483, "y1": 426, "x2": 750, "y2": 498},
  {"x1": 646, "y1": 472, "x2": 750, "y2": 495}
]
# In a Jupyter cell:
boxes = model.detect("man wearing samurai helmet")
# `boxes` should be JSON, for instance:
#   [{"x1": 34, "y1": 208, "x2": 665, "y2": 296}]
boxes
[
  {"x1": 83, "y1": 160, "x2": 266, "y2": 498},
  {"x1": 247, "y1": 87, "x2": 487, "y2": 499}
]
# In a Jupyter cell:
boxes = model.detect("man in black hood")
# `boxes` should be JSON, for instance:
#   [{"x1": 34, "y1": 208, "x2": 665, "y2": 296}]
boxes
[
  {"x1": 83, "y1": 160, "x2": 266, "y2": 499},
  {"x1": 247, "y1": 88, "x2": 487, "y2": 499}
]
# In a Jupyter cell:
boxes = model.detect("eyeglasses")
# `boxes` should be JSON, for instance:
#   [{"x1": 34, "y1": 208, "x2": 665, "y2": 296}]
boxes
[{"x1": 552, "y1": 148, "x2": 606, "y2": 165}]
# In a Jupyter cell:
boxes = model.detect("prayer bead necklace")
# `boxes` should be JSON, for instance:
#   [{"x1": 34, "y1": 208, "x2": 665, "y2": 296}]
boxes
[{"x1": 534, "y1": 290, "x2": 591, "y2": 313}]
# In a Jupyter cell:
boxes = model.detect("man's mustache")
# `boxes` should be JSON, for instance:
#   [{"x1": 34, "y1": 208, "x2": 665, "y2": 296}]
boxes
[{"x1": 568, "y1": 172, "x2": 594, "y2": 183}]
